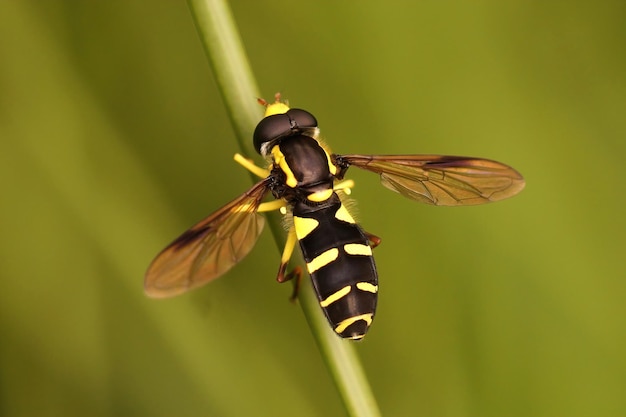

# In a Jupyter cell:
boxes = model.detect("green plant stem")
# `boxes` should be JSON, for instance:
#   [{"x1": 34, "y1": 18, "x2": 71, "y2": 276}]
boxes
[{"x1": 186, "y1": 1, "x2": 381, "y2": 416}]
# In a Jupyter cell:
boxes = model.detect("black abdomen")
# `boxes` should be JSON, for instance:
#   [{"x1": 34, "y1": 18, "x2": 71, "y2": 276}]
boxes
[{"x1": 293, "y1": 195, "x2": 378, "y2": 339}]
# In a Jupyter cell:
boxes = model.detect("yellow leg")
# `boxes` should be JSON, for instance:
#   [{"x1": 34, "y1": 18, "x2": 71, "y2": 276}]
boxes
[
  {"x1": 257, "y1": 200, "x2": 286, "y2": 212},
  {"x1": 276, "y1": 227, "x2": 302, "y2": 301},
  {"x1": 234, "y1": 153, "x2": 270, "y2": 178},
  {"x1": 233, "y1": 153, "x2": 306, "y2": 300},
  {"x1": 334, "y1": 179, "x2": 355, "y2": 195},
  {"x1": 276, "y1": 227, "x2": 298, "y2": 283}
]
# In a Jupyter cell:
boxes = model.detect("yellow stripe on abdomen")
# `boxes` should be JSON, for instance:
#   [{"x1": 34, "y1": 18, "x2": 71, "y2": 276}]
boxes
[
  {"x1": 293, "y1": 216, "x2": 319, "y2": 240},
  {"x1": 319, "y1": 285, "x2": 352, "y2": 307},
  {"x1": 334, "y1": 204, "x2": 356, "y2": 224},
  {"x1": 334, "y1": 313, "x2": 374, "y2": 334},
  {"x1": 356, "y1": 282, "x2": 378, "y2": 293},
  {"x1": 343, "y1": 243, "x2": 372, "y2": 256},
  {"x1": 306, "y1": 248, "x2": 339, "y2": 274}
]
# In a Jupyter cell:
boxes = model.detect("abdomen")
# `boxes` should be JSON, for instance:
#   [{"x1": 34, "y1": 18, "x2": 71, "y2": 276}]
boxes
[{"x1": 293, "y1": 194, "x2": 378, "y2": 340}]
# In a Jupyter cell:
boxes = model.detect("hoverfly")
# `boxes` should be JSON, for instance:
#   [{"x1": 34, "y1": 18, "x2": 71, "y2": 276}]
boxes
[{"x1": 145, "y1": 94, "x2": 525, "y2": 340}]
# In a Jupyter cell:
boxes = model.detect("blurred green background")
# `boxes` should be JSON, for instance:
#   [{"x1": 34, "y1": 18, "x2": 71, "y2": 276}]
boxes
[{"x1": 1, "y1": 1, "x2": 625, "y2": 416}]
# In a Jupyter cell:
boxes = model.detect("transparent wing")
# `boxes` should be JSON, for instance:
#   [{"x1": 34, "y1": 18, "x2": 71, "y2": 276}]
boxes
[
  {"x1": 144, "y1": 179, "x2": 271, "y2": 298},
  {"x1": 335, "y1": 154, "x2": 525, "y2": 206}
]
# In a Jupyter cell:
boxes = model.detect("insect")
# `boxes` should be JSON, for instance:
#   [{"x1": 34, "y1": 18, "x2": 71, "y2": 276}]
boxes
[{"x1": 145, "y1": 94, "x2": 525, "y2": 340}]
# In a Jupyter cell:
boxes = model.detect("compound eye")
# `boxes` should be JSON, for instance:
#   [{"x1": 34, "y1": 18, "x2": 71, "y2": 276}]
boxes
[
  {"x1": 287, "y1": 109, "x2": 318, "y2": 130},
  {"x1": 252, "y1": 109, "x2": 319, "y2": 155},
  {"x1": 253, "y1": 114, "x2": 291, "y2": 154}
]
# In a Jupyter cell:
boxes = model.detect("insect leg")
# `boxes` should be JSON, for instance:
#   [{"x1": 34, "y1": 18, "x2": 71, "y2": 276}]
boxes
[
  {"x1": 276, "y1": 227, "x2": 298, "y2": 283},
  {"x1": 256, "y1": 200, "x2": 287, "y2": 213},
  {"x1": 333, "y1": 179, "x2": 355, "y2": 195},
  {"x1": 234, "y1": 153, "x2": 270, "y2": 178},
  {"x1": 244, "y1": 196, "x2": 301, "y2": 298},
  {"x1": 364, "y1": 231, "x2": 382, "y2": 249},
  {"x1": 275, "y1": 227, "x2": 302, "y2": 301},
  {"x1": 287, "y1": 269, "x2": 303, "y2": 302}
]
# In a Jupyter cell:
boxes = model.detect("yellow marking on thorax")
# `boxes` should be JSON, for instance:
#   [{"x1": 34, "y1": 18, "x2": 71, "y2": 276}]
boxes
[
  {"x1": 293, "y1": 216, "x2": 319, "y2": 240},
  {"x1": 356, "y1": 282, "x2": 378, "y2": 293},
  {"x1": 335, "y1": 204, "x2": 356, "y2": 224},
  {"x1": 324, "y1": 151, "x2": 337, "y2": 176},
  {"x1": 307, "y1": 248, "x2": 339, "y2": 274},
  {"x1": 334, "y1": 313, "x2": 374, "y2": 334},
  {"x1": 319, "y1": 286, "x2": 352, "y2": 308},
  {"x1": 307, "y1": 189, "x2": 333, "y2": 202},
  {"x1": 343, "y1": 243, "x2": 372, "y2": 256},
  {"x1": 271, "y1": 146, "x2": 298, "y2": 188},
  {"x1": 317, "y1": 141, "x2": 337, "y2": 176}
]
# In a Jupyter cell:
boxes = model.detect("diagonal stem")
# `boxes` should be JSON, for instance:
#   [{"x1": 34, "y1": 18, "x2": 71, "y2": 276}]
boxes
[{"x1": 186, "y1": 1, "x2": 381, "y2": 416}]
